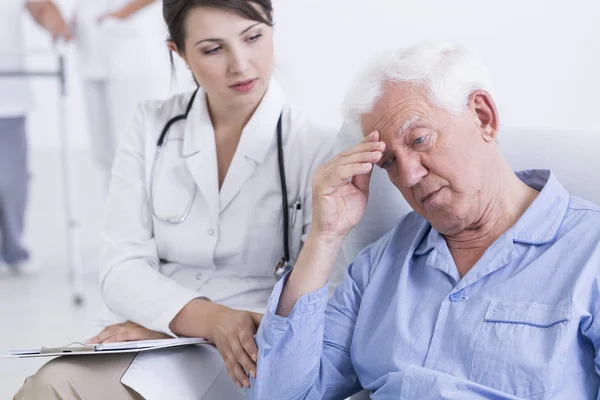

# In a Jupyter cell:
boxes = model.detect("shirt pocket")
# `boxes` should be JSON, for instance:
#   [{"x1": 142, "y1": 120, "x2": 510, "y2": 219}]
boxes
[
  {"x1": 470, "y1": 299, "x2": 571, "y2": 398},
  {"x1": 469, "y1": 299, "x2": 571, "y2": 397}
]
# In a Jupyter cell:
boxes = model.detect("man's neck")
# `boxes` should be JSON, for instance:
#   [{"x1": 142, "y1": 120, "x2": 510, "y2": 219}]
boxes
[{"x1": 446, "y1": 164, "x2": 539, "y2": 276}]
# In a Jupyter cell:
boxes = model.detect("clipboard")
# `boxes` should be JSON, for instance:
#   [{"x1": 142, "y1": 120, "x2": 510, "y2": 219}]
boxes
[{"x1": 3, "y1": 337, "x2": 209, "y2": 359}]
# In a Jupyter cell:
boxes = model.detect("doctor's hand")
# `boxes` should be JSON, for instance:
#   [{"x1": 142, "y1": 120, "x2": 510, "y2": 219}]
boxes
[
  {"x1": 206, "y1": 306, "x2": 262, "y2": 389},
  {"x1": 87, "y1": 321, "x2": 170, "y2": 344},
  {"x1": 311, "y1": 130, "x2": 385, "y2": 243}
]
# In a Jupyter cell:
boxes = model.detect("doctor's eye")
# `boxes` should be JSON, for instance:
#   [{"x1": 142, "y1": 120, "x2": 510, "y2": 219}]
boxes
[
  {"x1": 204, "y1": 46, "x2": 222, "y2": 55},
  {"x1": 247, "y1": 34, "x2": 262, "y2": 43}
]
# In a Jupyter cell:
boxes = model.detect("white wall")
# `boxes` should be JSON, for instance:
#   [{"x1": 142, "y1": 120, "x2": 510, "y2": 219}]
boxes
[{"x1": 23, "y1": 0, "x2": 600, "y2": 150}]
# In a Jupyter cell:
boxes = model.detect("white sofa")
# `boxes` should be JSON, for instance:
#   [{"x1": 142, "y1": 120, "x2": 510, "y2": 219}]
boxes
[{"x1": 344, "y1": 126, "x2": 600, "y2": 399}]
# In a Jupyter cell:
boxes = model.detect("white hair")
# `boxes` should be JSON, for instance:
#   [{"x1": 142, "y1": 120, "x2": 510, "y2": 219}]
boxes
[{"x1": 341, "y1": 41, "x2": 495, "y2": 135}]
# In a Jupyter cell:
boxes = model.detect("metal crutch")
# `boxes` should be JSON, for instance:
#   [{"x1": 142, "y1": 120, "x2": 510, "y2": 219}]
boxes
[{"x1": 0, "y1": 45, "x2": 85, "y2": 306}]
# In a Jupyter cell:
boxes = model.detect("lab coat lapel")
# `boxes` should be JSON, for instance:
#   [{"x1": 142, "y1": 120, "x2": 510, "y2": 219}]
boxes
[
  {"x1": 182, "y1": 90, "x2": 220, "y2": 222},
  {"x1": 219, "y1": 79, "x2": 286, "y2": 213}
]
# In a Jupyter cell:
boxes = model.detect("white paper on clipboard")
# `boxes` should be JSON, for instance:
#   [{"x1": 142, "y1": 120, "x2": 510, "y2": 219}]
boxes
[{"x1": 3, "y1": 337, "x2": 209, "y2": 359}]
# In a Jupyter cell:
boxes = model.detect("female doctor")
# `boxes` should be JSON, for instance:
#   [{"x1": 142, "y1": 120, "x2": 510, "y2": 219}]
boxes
[{"x1": 15, "y1": 0, "x2": 341, "y2": 399}]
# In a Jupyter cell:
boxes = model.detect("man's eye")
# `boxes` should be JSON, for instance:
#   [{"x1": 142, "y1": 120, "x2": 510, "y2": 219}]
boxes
[
  {"x1": 381, "y1": 159, "x2": 393, "y2": 169},
  {"x1": 413, "y1": 136, "x2": 425, "y2": 145}
]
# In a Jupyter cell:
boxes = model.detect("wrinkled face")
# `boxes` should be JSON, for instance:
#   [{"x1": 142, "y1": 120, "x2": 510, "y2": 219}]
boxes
[
  {"x1": 177, "y1": 6, "x2": 274, "y2": 107},
  {"x1": 361, "y1": 82, "x2": 499, "y2": 235}
]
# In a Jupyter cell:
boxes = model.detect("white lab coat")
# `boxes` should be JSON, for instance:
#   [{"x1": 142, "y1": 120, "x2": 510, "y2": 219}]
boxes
[
  {"x1": 0, "y1": 0, "x2": 36, "y2": 118},
  {"x1": 97, "y1": 79, "x2": 342, "y2": 399}
]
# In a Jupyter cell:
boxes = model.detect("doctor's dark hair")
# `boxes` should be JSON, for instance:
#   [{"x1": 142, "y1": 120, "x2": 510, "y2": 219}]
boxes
[{"x1": 163, "y1": 0, "x2": 274, "y2": 70}]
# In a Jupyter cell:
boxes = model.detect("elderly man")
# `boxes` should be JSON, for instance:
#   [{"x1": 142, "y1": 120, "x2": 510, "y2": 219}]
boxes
[{"x1": 248, "y1": 41, "x2": 600, "y2": 399}]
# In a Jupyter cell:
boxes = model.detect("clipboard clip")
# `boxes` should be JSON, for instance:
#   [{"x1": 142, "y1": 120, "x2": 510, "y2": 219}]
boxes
[{"x1": 40, "y1": 342, "x2": 97, "y2": 354}]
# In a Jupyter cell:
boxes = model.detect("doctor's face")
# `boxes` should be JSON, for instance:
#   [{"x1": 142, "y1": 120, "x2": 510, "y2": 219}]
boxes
[{"x1": 178, "y1": 6, "x2": 275, "y2": 108}]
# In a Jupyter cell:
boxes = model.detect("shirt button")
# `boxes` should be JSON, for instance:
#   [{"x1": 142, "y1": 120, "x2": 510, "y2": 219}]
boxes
[
  {"x1": 449, "y1": 291, "x2": 465, "y2": 302},
  {"x1": 196, "y1": 273, "x2": 203, "y2": 280},
  {"x1": 208, "y1": 229, "x2": 214, "y2": 236}
]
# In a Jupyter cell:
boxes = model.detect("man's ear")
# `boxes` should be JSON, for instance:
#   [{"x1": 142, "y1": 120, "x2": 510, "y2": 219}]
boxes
[{"x1": 469, "y1": 90, "x2": 499, "y2": 143}]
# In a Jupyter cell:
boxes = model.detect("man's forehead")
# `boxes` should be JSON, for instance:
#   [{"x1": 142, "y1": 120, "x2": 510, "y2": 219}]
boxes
[{"x1": 360, "y1": 83, "x2": 431, "y2": 135}]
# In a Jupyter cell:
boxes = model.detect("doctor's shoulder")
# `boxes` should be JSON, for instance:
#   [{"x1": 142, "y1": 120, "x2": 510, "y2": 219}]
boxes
[{"x1": 283, "y1": 106, "x2": 338, "y2": 167}]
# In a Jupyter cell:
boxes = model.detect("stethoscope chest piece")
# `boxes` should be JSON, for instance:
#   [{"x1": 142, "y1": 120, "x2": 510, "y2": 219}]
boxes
[{"x1": 274, "y1": 258, "x2": 293, "y2": 281}]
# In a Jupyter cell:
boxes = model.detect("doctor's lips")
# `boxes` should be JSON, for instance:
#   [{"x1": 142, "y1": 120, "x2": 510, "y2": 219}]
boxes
[{"x1": 230, "y1": 78, "x2": 258, "y2": 93}]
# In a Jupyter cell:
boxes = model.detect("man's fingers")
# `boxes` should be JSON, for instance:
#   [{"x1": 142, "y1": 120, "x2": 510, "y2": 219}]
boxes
[
  {"x1": 336, "y1": 150, "x2": 382, "y2": 167},
  {"x1": 338, "y1": 141, "x2": 385, "y2": 159},
  {"x1": 352, "y1": 167, "x2": 373, "y2": 193},
  {"x1": 319, "y1": 163, "x2": 373, "y2": 192}
]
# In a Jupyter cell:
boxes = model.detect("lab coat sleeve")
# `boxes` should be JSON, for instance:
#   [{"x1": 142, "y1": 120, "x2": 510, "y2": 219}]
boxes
[
  {"x1": 248, "y1": 246, "x2": 372, "y2": 400},
  {"x1": 99, "y1": 104, "x2": 201, "y2": 336}
]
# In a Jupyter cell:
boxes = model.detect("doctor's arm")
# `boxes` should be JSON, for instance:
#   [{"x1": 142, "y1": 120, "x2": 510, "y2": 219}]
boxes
[
  {"x1": 99, "y1": 104, "x2": 260, "y2": 388},
  {"x1": 25, "y1": 1, "x2": 71, "y2": 41}
]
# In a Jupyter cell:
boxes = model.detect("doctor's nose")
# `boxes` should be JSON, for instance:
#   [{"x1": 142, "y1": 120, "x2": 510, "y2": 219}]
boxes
[{"x1": 227, "y1": 50, "x2": 250, "y2": 75}]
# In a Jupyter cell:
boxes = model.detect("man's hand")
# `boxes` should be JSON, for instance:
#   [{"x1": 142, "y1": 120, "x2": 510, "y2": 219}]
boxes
[
  {"x1": 311, "y1": 130, "x2": 385, "y2": 243},
  {"x1": 87, "y1": 321, "x2": 170, "y2": 344},
  {"x1": 206, "y1": 306, "x2": 262, "y2": 389},
  {"x1": 26, "y1": 1, "x2": 72, "y2": 42},
  {"x1": 275, "y1": 130, "x2": 385, "y2": 317}
]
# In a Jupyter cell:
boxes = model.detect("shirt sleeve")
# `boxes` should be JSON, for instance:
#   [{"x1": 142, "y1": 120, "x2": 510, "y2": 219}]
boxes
[{"x1": 248, "y1": 246, "x2": 374, "y2": 399}]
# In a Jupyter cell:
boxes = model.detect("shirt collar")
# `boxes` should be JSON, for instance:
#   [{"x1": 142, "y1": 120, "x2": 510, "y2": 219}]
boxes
[
  {"x1": 510, "y1": 169, "x2": 569, "y2": 244},
  {"x1": 183, "y1": 77, "x2": 285, "y2": 164}
]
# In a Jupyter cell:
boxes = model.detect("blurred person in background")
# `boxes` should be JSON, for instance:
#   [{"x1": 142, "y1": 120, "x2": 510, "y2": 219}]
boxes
[
  {"x1": 71, "y1": 0, "x2": 171, "y2": 188},
  {"x1": 0, "y1": 0, "x2": 70, "y2": 274}
]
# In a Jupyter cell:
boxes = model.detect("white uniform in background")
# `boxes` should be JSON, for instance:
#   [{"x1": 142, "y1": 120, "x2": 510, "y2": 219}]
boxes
[
  {"x1": 73, "y1": 0, "x2": 171, "y2": 185},
  {"x1": 97, "y1": 79, "x2": 345, "y2": 399}
]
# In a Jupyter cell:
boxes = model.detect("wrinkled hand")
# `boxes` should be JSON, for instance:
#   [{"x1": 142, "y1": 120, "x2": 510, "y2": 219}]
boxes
[
  {"x1": 87, "y1": 321, "x2": 170, "y2": 344},
  {"x1": 207, "y1": 306, "x2": 263, "y2": 389},
  {"x1": 311, "y1": 130, "x2": 385, "y2": 242}
]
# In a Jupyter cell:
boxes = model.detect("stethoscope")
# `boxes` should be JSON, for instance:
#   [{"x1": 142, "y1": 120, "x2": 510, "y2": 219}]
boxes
[{"x1": 149, "y1": 89, "x2": 294, "y2": 280}]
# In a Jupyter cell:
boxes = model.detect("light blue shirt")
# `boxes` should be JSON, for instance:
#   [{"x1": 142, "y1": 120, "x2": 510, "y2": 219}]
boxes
[{"x1": 248, "y1": 170, "x2": 600, "y2": 400}]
